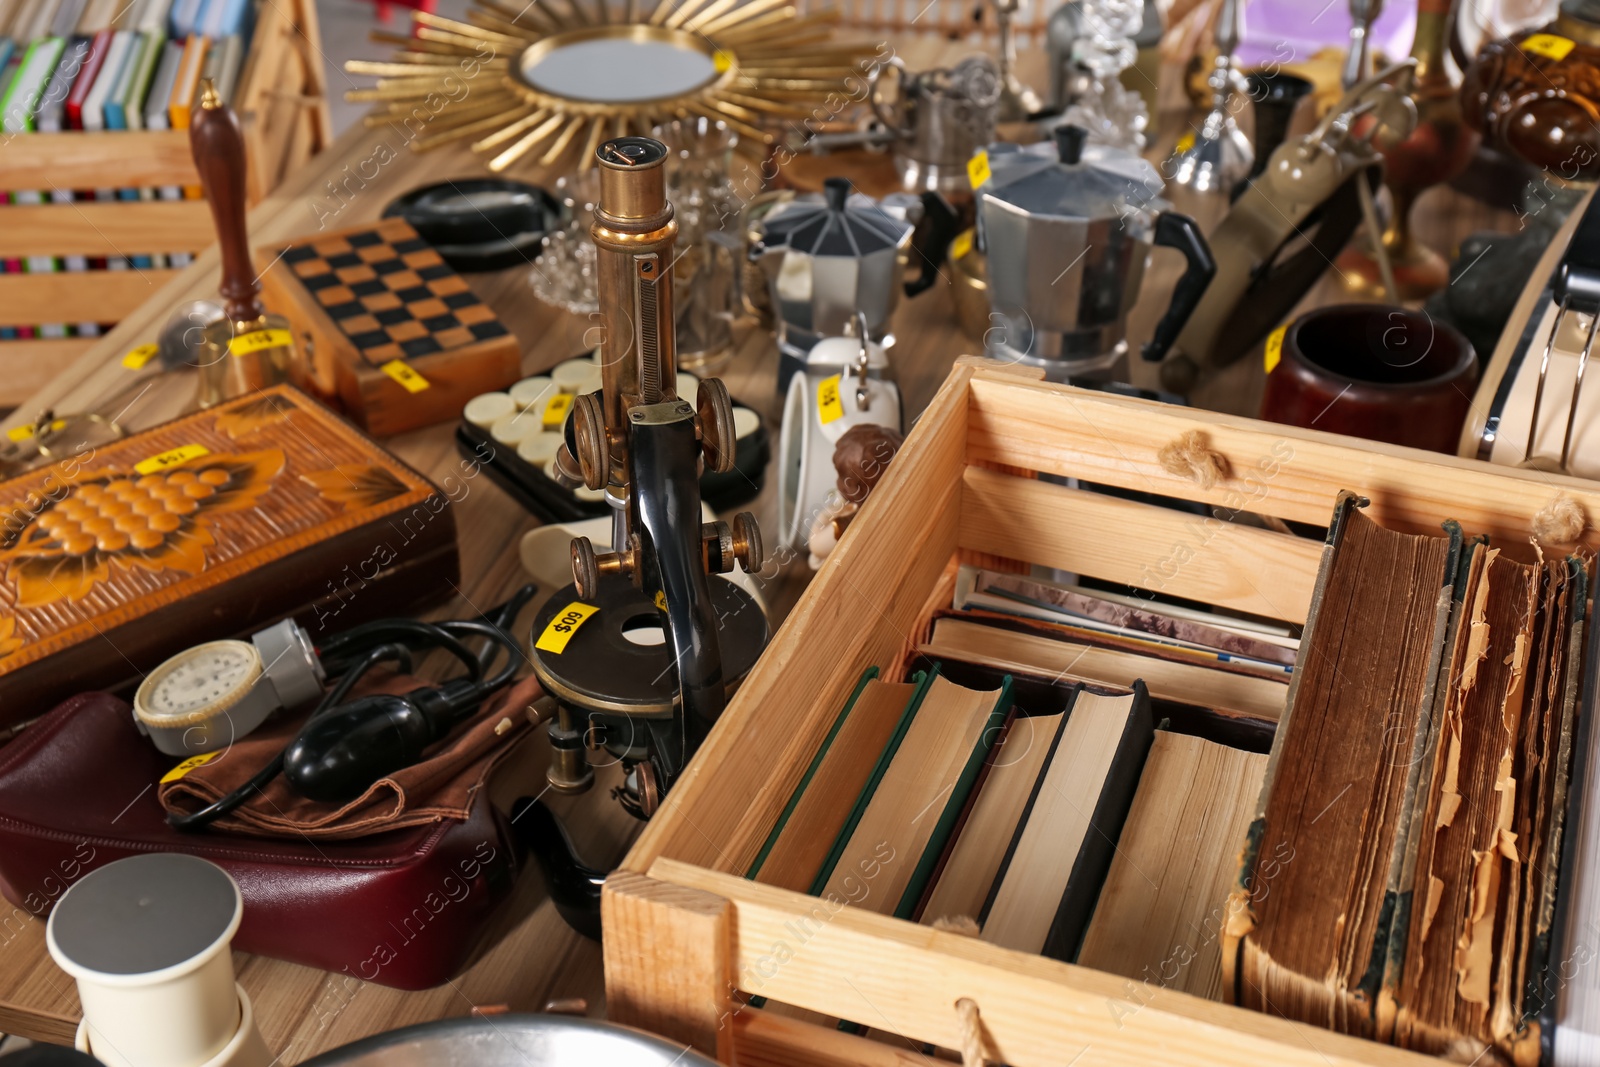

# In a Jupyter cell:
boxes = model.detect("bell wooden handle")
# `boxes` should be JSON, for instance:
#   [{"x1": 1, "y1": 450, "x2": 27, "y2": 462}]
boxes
[{"x1": 190, "y1": 81, "x2": 262, "y2": 324}]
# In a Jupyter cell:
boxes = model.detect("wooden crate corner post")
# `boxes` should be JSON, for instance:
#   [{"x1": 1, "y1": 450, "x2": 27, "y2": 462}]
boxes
[{"x1": 603, "y1": 871, "x2": 737, "y2": 1062}]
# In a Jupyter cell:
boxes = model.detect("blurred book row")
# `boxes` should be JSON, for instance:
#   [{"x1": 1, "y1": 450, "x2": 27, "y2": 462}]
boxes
[{"x1": 0, "y1": 0, "x2": 253, "y2": 339}]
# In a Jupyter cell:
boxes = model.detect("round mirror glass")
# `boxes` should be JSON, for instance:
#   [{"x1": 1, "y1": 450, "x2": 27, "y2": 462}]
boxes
[{"x1": 519, "y1": 37, "x2": 718, "y2": 103}]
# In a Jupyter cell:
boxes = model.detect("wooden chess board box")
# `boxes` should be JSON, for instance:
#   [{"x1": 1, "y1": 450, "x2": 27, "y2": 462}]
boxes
[
  {"x1": 603, "y1": 360, "x2": 1600, "y2": 1067},
  {"x1": 0, "y1": 386, "x2": 457, "y2": 728},
  {"x1": 259, "y1": 217, "x2": 522, "y2": 436}
]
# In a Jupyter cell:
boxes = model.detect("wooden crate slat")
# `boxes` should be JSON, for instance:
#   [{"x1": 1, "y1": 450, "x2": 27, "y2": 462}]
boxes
[
  {"x1": 0, "y1": 201, "x2": 212, "y2": 259},
  {"x1": 966, "y1": 374, "x2": 1600, "y2": 555},
  {"x1": 624, "y1": 365, "x2": 977, "y2": 878},
  {"x1": 0, "y1": 131, "x2": 198, "y2": 192},
  {"x1": 648, "y1": 861, "x2": 1444, "y2": 1067},
  {"x1": 0, "y1": 338, "x2": 96, "y2": 408},
  {"x1": 603, "y1": 871, "x2": 735, "y2": 1060},
  {"x1": 958, "y1": 464, "x2": 1321, "y2": 623},
  {"x1": 0, "y1": 269, "x2": 181, "y2": 326},
  {"x1": 732, "y1": 1007, "x2": 939, "y2": 1066}
]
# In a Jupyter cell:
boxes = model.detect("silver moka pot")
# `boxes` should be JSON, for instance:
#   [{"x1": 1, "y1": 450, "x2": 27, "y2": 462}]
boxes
[
  {"x1": 980, "y1": 125, "x2": 1216, "y2": 381},
  {"x1": 751, "y1": 177, "x2": 918, "y2": 384}
]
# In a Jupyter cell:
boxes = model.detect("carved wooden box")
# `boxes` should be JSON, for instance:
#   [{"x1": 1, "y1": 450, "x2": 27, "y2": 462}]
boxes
[{"x1": 0, "y1": 386, "x2": 458, "y2": 728}]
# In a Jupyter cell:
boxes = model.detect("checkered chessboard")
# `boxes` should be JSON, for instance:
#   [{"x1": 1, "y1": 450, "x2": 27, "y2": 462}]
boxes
[{"x1": 279, "y1": 217, "x2": 511, "y2": 365}]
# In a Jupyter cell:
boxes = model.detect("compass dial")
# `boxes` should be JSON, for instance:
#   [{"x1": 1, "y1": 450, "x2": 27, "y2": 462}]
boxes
[{"x1": 134, "y1": 640, "x2": 263, "y2": 727}]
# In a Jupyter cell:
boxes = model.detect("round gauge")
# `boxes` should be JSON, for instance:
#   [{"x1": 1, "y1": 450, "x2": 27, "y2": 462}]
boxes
[{"x1": 134, "y1": 640, "x2": 263, "y2": 728}]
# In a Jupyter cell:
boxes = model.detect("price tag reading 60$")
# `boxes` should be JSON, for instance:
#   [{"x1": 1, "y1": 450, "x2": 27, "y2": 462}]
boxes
[
  {"x1": 535, "y1": 602, "x2": 599, "y2": 654},
  {"x1": 817, "y1": 374, "x2": 844, "y2": 425}
]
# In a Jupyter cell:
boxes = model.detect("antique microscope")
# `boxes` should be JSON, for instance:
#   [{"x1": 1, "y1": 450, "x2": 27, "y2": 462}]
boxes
[{"x1": 516, "y1": 138, "x2": 769, "y2": 934}]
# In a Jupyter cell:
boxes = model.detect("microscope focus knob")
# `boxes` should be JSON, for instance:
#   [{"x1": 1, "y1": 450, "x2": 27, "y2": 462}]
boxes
[
  {"x1": 570, "y1": 392, "x2": 609, "y2": 491},
  {"x1": 732, "y1": 511, "x2": 763, "y2": 573},
  {"x1": 696, "y1": 378, "x2": 737, "y2": 474},
  {"x1": 571, "y1": 537, "x2": 600, "y2": 599}
]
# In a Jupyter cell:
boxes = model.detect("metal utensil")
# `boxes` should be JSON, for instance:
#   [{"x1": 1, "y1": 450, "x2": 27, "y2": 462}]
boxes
[{"x1": 1165, "y1": 0, "x2": 1252, "y2": 198}]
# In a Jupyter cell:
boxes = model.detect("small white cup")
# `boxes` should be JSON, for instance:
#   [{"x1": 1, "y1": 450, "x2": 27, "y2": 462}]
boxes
[
  {"x1": 77, "y1": 985, "x2": 270, "y2": 1067},
  {"x1": 48, "y1": 854, "x2": 257, "y2": 1067}
]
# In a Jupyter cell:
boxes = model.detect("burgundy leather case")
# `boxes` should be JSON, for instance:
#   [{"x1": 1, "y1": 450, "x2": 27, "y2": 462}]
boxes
[{"x1": 0, "y1": 693, "x2": 522, "y2": 990}]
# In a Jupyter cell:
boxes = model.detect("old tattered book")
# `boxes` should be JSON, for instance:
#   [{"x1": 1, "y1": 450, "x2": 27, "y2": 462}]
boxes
[{"x1": 1225, "y1": 495, "x2": 1588, "y2": 1065}]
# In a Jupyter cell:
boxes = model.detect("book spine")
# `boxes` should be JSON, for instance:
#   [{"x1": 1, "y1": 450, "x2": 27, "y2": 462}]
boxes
[
  {"x1": 976, "y1": 692, "x2": 1075, "y2": 928},
  {"x1": 1526, "y1": 560, "x2": 1590, "y2": 1066},
  {"x1": 745, "y1": 665, "x2": 881, "y2": 882},
  {"x1": 807, "y1": 667, "x2": 939, "y2": 898},
  {"x1": 1042, "y1": 679, "x2": 1154, "y2": 962},
  {"x1": 1222, "y1": 491, "x2": 1367, "y2": 1005},
  {"x1": 1363, "y1": 522, "x2": 1470, "y2": 1037},
  {"x1": 894, "y1": 675, "x2": 1014, "y2": 922}
]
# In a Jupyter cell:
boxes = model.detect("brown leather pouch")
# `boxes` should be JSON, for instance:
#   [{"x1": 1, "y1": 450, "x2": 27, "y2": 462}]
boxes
[{"x1": 0, "y1": 692, "x2": 521, "y2": 990}]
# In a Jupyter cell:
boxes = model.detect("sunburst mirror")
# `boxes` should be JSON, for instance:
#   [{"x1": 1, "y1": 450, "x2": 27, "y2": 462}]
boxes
[{"x1": 346, "y1": 1, "x2": 870, "y2": 172}]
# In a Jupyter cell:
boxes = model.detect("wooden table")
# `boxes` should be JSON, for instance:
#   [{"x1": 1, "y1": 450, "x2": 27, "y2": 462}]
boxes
[{"x1": 0, "y1": 40, "x2": 1517, "y2": 1061}]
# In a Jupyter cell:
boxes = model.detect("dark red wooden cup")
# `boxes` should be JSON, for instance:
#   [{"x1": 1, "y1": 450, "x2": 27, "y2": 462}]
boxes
[{"x1": 1260, "y1": 304, "x2": 1478, "y2": 453}]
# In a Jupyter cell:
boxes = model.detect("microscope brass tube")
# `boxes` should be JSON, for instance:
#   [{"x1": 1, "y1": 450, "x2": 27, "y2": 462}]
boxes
[{"x1": 592, "y1": 137, "x2": 680, "y2": 487}]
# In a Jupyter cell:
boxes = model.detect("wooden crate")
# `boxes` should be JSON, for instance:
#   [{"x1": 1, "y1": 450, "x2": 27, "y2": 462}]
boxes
[
  {"x1": 0, "y1": 0, "x2": 332, "y2": 373},
  {"x1": 602, "y1": 359, "x2": 1600, "y2": 1067}
]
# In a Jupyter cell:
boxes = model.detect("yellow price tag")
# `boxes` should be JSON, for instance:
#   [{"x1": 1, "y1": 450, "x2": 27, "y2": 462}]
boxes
[
  {"x1": 6, "y1": 420, "x2": 64, "y2": 443},
  {"x1": 817, "y1": 374, "x2": 845, "y2": 425},
  {"x1": 535, "y1": 601, "x2": 599, "y2": 654},
  {"x1": 122, "y1": 344, "x2": 159, "y2": 370},
  {"x1": 1521, "y1": 33, "x2": 1575, "y2": 61},
  {"x1": 966, "y1": 150, "x2": 991, "y2": 189},
  {"x1": 1175, "y1": 130, "x2": 1196, "y2": 154},
  {"x1": 381, "y1": 360, "x2": 431, "y2": 393},
  {"x1": 228, "y1": 328, "x2": 293, "y2": 357},
  {"x1": 1263, "y1": 324, "x2": 1287, "y2": 375},
  {"x1": 951, "y1": 230, "x2": 973, "y2": 261},
  {"x1": 135, "y1": 444, "x2": 210, "y2": 475},
  {"x1": 542, "y1": 392, "x2": 575, "y2": 429},
  {"x1": 160, "y1": 752, "x2": 218, "y2": 784},
  {"x1": 654, "y1": 590, "x2": 668, "y2": 611},
  {"x1": 713, "y1": 50, "x2": 731, "y2": 73}
]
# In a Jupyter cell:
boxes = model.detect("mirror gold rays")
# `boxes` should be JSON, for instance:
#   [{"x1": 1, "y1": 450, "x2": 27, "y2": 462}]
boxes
[{"x1": 346, "y1": 0, "x2": 871, "y2": 173}]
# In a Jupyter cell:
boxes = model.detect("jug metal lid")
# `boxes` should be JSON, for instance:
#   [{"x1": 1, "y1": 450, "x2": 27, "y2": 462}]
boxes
[
  {"x1": 758, "y1": 177, "x2": 914, "y2": 259},
  {"x1": 984, "y1": 125, "x2": 1166, "y2": 225}
]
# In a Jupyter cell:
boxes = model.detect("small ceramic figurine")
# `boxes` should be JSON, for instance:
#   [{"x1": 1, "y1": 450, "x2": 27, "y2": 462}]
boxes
[{"x1": 807, "y1": 423, "x2": 905, "y2": 569}]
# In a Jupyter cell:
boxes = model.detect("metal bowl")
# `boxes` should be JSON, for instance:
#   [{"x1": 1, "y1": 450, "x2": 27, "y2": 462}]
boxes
[{"x1": 297, "y1": 1015, "x2": 719, "y2": 1066}]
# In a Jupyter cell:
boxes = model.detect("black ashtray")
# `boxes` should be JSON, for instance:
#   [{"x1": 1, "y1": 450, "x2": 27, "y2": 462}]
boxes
[{"x1": 383, "y1": 178, "x2": 563, "y2": 272}]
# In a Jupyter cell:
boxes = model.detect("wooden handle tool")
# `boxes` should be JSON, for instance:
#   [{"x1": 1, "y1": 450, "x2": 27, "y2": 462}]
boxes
[{"x1": 190, "y1": 80, "x2": 263, "y2": 325}]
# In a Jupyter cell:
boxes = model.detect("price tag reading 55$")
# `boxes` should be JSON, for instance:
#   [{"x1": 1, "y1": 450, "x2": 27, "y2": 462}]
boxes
[{"x1": 536, "y1": 602, "x2": 599, "y2": 654}]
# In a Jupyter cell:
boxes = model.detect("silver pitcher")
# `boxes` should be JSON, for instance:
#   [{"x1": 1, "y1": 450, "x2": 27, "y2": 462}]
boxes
[
  {"x1": 980, "y1": 125, "x2": 1215, "y2": 381},
  {"x1": 750, "y1": 178, "x2": 919, "y2": 383},
  {"x1": 869, "y1": 55, "x2": 1001, "y2": 199}
]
